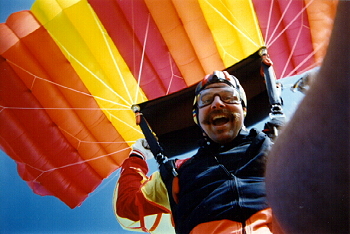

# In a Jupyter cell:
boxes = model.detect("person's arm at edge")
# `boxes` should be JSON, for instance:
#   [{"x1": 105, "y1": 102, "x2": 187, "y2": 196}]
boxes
[{"x1": 266, "y1": 2, "x2": 350, "y2": 233}]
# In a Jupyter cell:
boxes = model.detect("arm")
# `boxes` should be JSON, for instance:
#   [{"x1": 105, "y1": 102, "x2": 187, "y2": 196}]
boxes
[
  {"x1": 266, "y1": 2, "x2": 349, "y2": 233},
  {"x1": 116, "y1": 157, "x2": 169, "y2": 220},
  {"x1": 114, "y1": 154, "x2": 174, "y2": 233}
]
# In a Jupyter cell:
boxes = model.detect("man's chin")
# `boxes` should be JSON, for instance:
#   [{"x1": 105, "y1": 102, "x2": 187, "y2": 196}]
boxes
[{"x1": 210, "y1": 133, "x2": 236, "y2": 144}]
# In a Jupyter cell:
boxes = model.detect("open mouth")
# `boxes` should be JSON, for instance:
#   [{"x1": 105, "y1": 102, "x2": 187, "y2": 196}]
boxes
[{"x1": 212, "y1": 114, "x2": 230, "y2": 126}]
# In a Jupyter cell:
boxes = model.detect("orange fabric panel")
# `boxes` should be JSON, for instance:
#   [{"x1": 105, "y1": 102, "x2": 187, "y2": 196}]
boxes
[
  {"x1": 144, "y1": 0, "x2": 206, "y2": 85},
  {"x1": 1, "y1": 11, "x2": 129, "y2": 177},
  {"x1": 190, "y1": 219, "x2": 243, "y2": 234},
  {"x1": 191, "y1": 208, "x2": 273, "y2": 234},
  {"x1": 245, "y1": 208, "x2": 273, "y2": 233},
  {"x1": 171, "y1": 0, "x2": 225, "y2": 74},
  {"x1": 305, "y1": 0, "x2": 339, "y2": 65}
]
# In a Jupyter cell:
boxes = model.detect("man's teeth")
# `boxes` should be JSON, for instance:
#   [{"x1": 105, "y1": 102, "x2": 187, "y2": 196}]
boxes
[
  {"x1": 211, "y1": 114, "x2": 230, "y2": 126},
  {"x1": 213, "y1": 115, "x2": 227, "y2": 120}
]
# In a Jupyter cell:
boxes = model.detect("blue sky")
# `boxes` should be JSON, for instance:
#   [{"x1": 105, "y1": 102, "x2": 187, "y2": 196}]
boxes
[
  {"x1": 0, "y1": 0, "x2": 33, "y2": 23},
  {"x1": 0, "y1": 1, "x2": 305, "y2": 233},
  {"x1": 0, "y1": 155, "x2": 129, "y2": 233}
]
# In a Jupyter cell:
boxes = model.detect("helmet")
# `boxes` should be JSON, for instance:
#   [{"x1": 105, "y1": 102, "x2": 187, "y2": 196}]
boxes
[{"x1": 193, "y1": 71, "x2": 247, "y2": 125}]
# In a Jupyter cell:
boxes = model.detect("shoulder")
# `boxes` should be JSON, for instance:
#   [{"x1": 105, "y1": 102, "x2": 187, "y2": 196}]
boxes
[
  {"x1": 175, "y1": 158, "x2": 191, "y2": 169},
  {"x1": 248, "y1": 128, "x2": 271, "y2": 144},
  {"x1": 245, "y1": 128, "x2": 272, "y2": 156}
]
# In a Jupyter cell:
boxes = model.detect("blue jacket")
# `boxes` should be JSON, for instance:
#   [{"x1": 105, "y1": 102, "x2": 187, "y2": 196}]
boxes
[{"x1": 163, "y1": 128, "x2": 272, "y2": 234}]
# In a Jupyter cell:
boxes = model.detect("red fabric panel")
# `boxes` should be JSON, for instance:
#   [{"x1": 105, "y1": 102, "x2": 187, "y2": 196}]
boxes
[
  {"x1": 143, "y1": 0, "x2": 205, "y2": 85},
  {"x1": 88, "y1": 0, "x2": 187, "y2": 99},
  {"x1": 117, "y1": 0, "x2": 186, "y2": 91},
  {"x1": 0, "y1": 56, "x2": 102, "y2": 208},
  {"x1": 278, "y1": 0, "x2": 314, "y2": 75},
  {"x1": 252, "y1": 0, "x2": 315, "y2": 78}
]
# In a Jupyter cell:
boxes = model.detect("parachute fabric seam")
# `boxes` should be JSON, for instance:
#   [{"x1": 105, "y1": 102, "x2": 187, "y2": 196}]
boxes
[
  {"x1": 134, "y1": 14, "x2": 150, "y2": 104},
  {"x1": 202, "y1": 0, "x2": 260, "y2": 48},
  {"x1": 267, "y1": 0, "x2": 313, "y2": 47},
  {"x1": 88, "y1": 3, "x2": 134, "y2": 106},
  {"x1": 7, "y1": 59, "x2": 130, "y2": 109}
]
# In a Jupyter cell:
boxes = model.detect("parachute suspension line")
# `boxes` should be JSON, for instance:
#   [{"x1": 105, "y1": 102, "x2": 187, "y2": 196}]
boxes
[
  {"x1": 166, "y1": 52, "x2": 184, "y2": 95},
  {"x1": 284, "y1": 42, "x2": 325, "y2": 78},
  {"x1": 49, "y1": 37, "x2": 132, "y2": 107},
  {"x1": 220, "y1": 1, "x2": 259, "y2": 44},
  {"x1": 6, "y1": 59, "x2": 130, "y2": 109},
  {"x1": 131, "y1": 0, "x2": 137, "y2": 77},
  {"x1": 132, "y1": 105, "x2": 178, "y2": 178},
  {"x1": 26, "y1": 147, "x2": 131, "y2": 182},
  {"x1": 265, "y1": 0, "x2": 293, "y2": 47},
  {"x1": 6, "y1": 58, "x2": 37, "y2": 92},
  {"x1": 90, "y1": 7, "x2": 134, "y2": 106},
  {"x1": 166, "y1": 53, "x2": 175, "y2": 95},
  {"x1": 266, "y1": 0, "x2": 313, "y2": 47},
  {"x1": 265, "y1": 0, "x2": 316, "y2": 79},
  {"x1": 58, "y1": 126, "x2": 130, "y2": 149},
  {"x1": 264, "y1": 0, "x2": 275, "y2": 45},
  {"x1": 30, "y1": 75, "x2": 37, "y2": 91},
  {"x1": 0, "y1": 106, "x2": 129, "y2": 111},
  {"x1": 109, "y1": 114, "x2": 143, "y2": 134},
  {"x1": 217, "y1": 42, "x2": 240, "y2": 63},
  {"x1": 203, "y1": 0, "x2": 259, "y2": 47},
  {"x1": 134, "y1": 14, "x2": 151, "y2": 104},
  {"x1": 280, "y1": 12, "x2": 306, "y2": 78},
  {"x1": 88, "y1": 169, "x2": 120, "y2": 198}
]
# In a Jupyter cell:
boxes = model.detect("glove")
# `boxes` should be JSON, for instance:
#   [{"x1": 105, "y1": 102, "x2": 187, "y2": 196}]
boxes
[
  {"x1": 263, "y1": 118, "x2": 285, "y2": 139},
  {"x1": 130, "y1": 138, "x2": 154, "y2": 160}
]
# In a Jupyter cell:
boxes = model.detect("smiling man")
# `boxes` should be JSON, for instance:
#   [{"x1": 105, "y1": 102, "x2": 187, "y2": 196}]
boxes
[
  {"x1": 115, "y1": 71, "x2": 274, "y2": 234},
  {"x1": 195, "y1": 72, "x2": 246, "y2": 144}
]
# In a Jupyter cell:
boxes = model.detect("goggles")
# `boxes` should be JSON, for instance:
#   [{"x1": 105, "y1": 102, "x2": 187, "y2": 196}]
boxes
[{"x1": 196, "y1": 87, "x2": 241, "y2": 108}]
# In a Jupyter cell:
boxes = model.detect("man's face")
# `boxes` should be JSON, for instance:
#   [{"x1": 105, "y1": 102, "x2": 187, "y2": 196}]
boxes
[{"x1": 197, "y1": 83, "x2": 244, "y2": 144}]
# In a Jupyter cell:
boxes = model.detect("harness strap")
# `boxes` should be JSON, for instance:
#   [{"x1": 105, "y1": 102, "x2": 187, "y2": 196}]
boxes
[{"x1": 132, "y1": 105, "x2": 178, "y2": 179}]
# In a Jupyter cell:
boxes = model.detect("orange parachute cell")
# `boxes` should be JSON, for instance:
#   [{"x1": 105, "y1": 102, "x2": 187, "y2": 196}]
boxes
[{"x1": 305, "y1": 0, "x2": 339, "y2": 65}]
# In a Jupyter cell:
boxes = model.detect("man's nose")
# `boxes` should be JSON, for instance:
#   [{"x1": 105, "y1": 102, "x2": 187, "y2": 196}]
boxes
[{"x1": 211, "y1": 95, "x2": 225, "y2": 109}]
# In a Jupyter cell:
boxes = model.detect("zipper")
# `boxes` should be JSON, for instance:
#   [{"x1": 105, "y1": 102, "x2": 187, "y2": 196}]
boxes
[
  {"x1": 214, "y1": 155, "x2": 246, "y2": 233},
  {"x1": 213, "y1": 155, "x2": 243, "y2": 209},
  {"x1": 213, "y1": 155, "x2": 233, "y2": 179}
]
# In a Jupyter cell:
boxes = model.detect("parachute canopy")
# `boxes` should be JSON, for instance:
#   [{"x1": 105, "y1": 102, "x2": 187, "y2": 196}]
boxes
[{"x1": 0, "y1": 0, "x2": 338, "y2": 208}]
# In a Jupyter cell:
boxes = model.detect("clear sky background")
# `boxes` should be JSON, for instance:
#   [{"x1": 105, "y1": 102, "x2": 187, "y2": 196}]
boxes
[
  {"x1": 0, "y1": 0, "x2": 33, "y2": 22},
  {"x1": 0, "y1": 1, "x2": 305, "y2": 233}
]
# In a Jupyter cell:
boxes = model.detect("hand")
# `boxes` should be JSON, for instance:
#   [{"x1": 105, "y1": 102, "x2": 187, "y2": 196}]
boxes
[
  {"x1": 263, "y1": 118, "x2": 285, "y2": 139},
  {"x1": 130, "y1": 138, "x2": 154, "y2": 160}
]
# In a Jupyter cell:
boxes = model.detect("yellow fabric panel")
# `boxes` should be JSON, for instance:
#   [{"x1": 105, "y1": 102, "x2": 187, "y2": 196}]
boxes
[
  {"x1": 144, "y1": 0, "x2": 206, "y2": 86},
  {"x1": 198, "y1": 0, "x2": 264, "y2": 67},
  {"x1": 172, "y1": 0, "x2": 225, "y2": 75},
  {"x1": 31, "y1": 0, "x2": 63, "y2": 22},
  {"x1": 31, "y1": 0, "x2": 145, "y2": 146},
  {"x1": 305, "y1": 0, "x2": 338, "y2": 66},
  {"x1": 141, "y1": 171, "x2": 171, "y2": 210}
]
